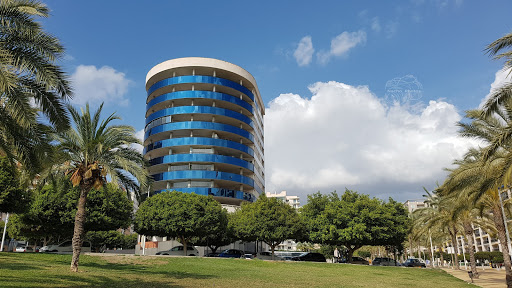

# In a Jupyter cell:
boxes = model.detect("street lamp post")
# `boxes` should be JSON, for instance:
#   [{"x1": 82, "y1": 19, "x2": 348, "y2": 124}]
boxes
[
  {"x1": 429, "y1": 229, "x2": 435, "y2": 267},
  {"x1": 1, "y1": 213, "x2": 8, "y2": 252}
]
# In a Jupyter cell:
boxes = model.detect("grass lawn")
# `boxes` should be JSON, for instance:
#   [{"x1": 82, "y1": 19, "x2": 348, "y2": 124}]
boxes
[{"x1": 0, "y1": 253, "x2": 472, "y2": 288}]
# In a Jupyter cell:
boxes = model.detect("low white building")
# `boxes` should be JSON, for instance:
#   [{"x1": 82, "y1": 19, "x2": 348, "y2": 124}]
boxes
[
  {"x1": 266, "y1": 191, "x2": 301, "y2": 251},
  {"x1": 266, "y1": 191, "x2": 300, "y2": 210},
  {"x1": 404, "y1": 200, "x2": 427, "y2": 214}
]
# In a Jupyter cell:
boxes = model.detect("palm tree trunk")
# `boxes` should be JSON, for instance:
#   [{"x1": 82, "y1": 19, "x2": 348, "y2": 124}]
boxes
[
  {"x1": 463, "y1": 221, "x2": 479, "y2": 278},
  {"x1": 449, "y1": 226, "x2": 460, "y2": 270},
  {"x1": 492, "y1": 203, "x2": 512, "y2": 288},
  {"x1": 409, "y1": 236, "x2": 413, "y2": 258},
  {"x1": 70, "y1": 185, "x2": 89, "y2": 272},
  {"x1": 438, "y1": 246, "x2": 444, "y2": 267}
]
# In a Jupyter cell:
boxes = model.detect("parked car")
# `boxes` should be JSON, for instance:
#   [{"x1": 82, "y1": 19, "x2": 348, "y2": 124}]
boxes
[
  {"x1": 350, "y1": 256, "x2": 369, "y2": 265},
  {"x1": 403, "y1": 258, "x2": 426, "y2": 268},
  {"x1": 291, "y1": 252, "x2": 326, "y2": 262},
  {"x1": 255, "y1": 251, "x2": 282, "y2": 260},
  {"x1": 39, "y1": 240, "x2": 92, "y2": 253},
  {"x1": 244, "y1": 253, "x2": 256, "y2": 259},
  {"x1": 206, "y1": 252, "x2": 220, "y2": 257},
  {"x1": 372, "y1": 257, "x2": 400, "y2": 266},
  {"x1": 156, "y1": 245, "x2": 199, "y2": 256},
  {"x1": 218, "y1": 249, "x2": 244, "y2": 258},
  {"x1": 14, "y1": 243, "x2": 33, "y2": 252}
]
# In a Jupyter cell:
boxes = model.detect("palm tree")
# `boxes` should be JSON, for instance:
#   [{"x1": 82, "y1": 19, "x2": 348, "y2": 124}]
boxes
[
  {"x1": 482, "y1": 31, "x2": 512, "y2": 120},
  {"x1": 412, "y1": 189, "x2": 462, "y2": 269},
  {"x1": 0, "y1": 0, "x2": 71, "y2": 172},
  {"x1": 443, "y1": 146, "x2": 512, "y2": 286},
  {"x1": 482, "y1": 31, "x2": 512, "y2": 118},
  {"x1": 49, "y1": 103, "x2": 148, "y2": 272},
  {"x1": 447, "y1": 188, "x2": 495, "y2": 279},
  {"x1": 0, "y1": 0, "x2": 71, "y2": 170}
]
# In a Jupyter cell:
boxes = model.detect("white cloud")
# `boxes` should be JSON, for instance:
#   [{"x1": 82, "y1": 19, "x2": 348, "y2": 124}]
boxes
[
  {"x1": 371, "y1": 17, "x2": 381, "y2": 32},
  {"x1": 479, "y1": 67, "x2": 512, "y2": 108},
  {"x1": 293, "y1": 36, "x2": 315, "y2": 67},
  {"x1": 317, "y1": 30, "x2": 367, "y2": 65},
  {"x1": 331, "y1": 30, "x2": 367, "y2": 56},
  {"x1": 71, "y1": 65, "x2": 132, "y2": 106},
  {"x1": 131, "y1": 128, "x2": 145, "y2": 154},
  {"x1": 264, "y1": 81, "x2": 477, "y2": 202}
]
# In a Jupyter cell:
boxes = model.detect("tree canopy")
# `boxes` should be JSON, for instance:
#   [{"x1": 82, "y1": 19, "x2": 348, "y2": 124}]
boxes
[
  {"x1": 134, "y1": 191, "x2": 225, "y2": 256},
  {"x1": 229, "y1": 194, "x2": 304, "y2": 258},
  {"x1": 190, "y1": 207, "x2": 232, "y2": 254},
  {"x1": 0, "y1": 155, "x2": 29, "y2": 214},
  {"x1": 8, "y1": 178, "x2": 133, "y2": 246},
  {"x1": 301, "y1": 190, "x2": 410, "y2": 262}
]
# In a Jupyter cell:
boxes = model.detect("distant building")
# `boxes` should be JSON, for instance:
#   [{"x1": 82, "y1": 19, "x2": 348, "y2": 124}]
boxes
[
  {"x1": 404, "y1": 198, "x2": 505, "y2": 256},
  {"x1": 404, "y1": 200, "x2": 426, "y2": 214},
  {"x1": 266, "y1": 191, "x2": 300, "y2": 209},
  {"x1": 265, "y1": 191, "x2": 300, "y2": 251}
]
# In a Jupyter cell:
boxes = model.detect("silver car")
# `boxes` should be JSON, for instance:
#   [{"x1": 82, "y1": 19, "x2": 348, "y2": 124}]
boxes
[
  {"x1": 155, "y1": 245, "x2": 199, "y2": 256},
  {"x1": 39, "y1": 240, "x2": 92, "y2": 253}
]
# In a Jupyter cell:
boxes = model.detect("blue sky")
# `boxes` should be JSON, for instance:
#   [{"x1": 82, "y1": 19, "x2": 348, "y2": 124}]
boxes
[{"x1": 42, "y1": 0, "x2": 512, "y2": 202}]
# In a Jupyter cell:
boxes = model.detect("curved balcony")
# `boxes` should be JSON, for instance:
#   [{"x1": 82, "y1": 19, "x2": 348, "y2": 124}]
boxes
[
  {"x1": 144, "y1": 137, "x2": 254, "y2": 156},
  {"x1": 149, "y1": 153, "x2": 254, "y2": 171},
  {"x1": 147, "y1": 90, "x2": 254, "y2": 115},
  {"x1": 153, "y1": 187, "x2": 256, "y2": 202},
  {"x1": 151, "y1": 170, "x2": 263, "y2": 194},
  {"x1": 147, "y1": 75, "x2": 255, "y2": 103},
  {"x1": 146, "y1": 106, "x2": 254, "y2": 128},
  {"x1": 145, "y1": 121, "x2": 254, "y2": 144}
]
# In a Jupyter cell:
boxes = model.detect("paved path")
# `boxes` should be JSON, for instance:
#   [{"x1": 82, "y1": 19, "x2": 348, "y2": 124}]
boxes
[{"x1": 442, "y1": 267, "x2": 506, "y2": 287}]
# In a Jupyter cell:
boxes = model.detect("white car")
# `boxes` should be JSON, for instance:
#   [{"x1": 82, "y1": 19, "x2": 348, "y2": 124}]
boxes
[
  {"x1": 156, "y1": 245, "x2": 199, "y2": 256},
  {"x1": 39, "y1": 240, "x2": 92, "y2": 253},
  {"x1": 14, "y1": 243, "x2": 33, "y2": 252}
]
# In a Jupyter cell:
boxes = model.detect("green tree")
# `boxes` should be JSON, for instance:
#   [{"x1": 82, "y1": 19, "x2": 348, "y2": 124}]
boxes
[
  {"x1": 0, "y1": 0, "x2": 72, "y2": 171},
  {"x1": 229, "y1": 194, "x2": 304, "y2": 259},
  {"x1": 8, "y1": 177, "x2": 134, "y2": 247},
  {"x1": 0, "y1": 156, "x2": 29, "y2": 213},
  {"x1": 191, "y1": 208, "x2": 232, "y2": 254},
  {"x1": 412, "y1": 188, "x2": 460, "y2": 269},
  {"x1": 134, "y1": 191, "x2": 224, "y2": 256},
  {"x1": 7, "y1": 176, "x2": 72, "y2": 246},
  {"x1": 302, "y1": 190, "x2": 409, "y2": 263},
  {"x1": 46, "y1": 103, "x2": 148, "y2": 272},
  {"x1": 85, "y1": 230, "x2": 136, "y2": 252},
  {"x1": 72, "y1": 183, "x2": 133, "y2": 232}
]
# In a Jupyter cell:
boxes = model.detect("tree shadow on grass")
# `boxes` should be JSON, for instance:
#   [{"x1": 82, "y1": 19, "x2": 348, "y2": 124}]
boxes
[
  {"x1": 0, "y1": 261, "x2": 43, "y2": 271},
  {"x1": 0, "y1": 274, "x2": 185, "y2": 288},
  {"x1": 81, "y1": 262, "x2": 216, "y2": 280}
]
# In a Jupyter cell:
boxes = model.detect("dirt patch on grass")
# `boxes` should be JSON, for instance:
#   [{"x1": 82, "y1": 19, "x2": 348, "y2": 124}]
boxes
[{"x1": 96, "y1": 255, "x2": 168, "y2": 266}]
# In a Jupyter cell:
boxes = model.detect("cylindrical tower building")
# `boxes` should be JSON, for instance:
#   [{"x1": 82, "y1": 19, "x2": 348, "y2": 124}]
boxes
[{"x1": 144, "y1": 57, "x2": 264, "y2": 205}]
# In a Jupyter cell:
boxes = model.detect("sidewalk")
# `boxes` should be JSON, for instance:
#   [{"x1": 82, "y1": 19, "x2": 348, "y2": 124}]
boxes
[{"x1": 442, "y1": 267, "x2": 506, "y2": 288}]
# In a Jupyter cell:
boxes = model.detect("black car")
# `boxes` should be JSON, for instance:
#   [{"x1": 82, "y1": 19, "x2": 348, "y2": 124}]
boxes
[
  {"x1": 372, "y1": 257, "x2": 400, "y2": 266},
  {"x1": 218, "y1": 249, "x2": 244, "y2": 258},
  {"x1": 346, "y1": 256, "x2": 369, "y2": 265},
  {"x1": 403, "y1": 258, "x2": 426, "y2": 268},
  {"x1": 291, "y1": 252, "x2": 326, "y2": 262}
]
